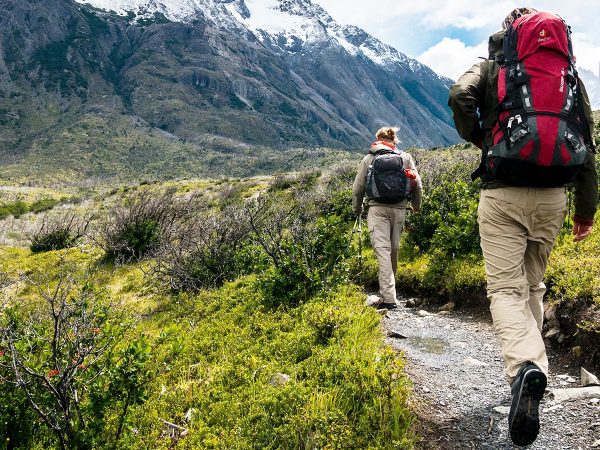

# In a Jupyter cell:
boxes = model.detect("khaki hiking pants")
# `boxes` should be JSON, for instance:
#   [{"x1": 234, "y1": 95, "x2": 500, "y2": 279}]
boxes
[
  {"x1": 478, "y1": 187, "x2": 567, "y2": 383},
  {"x1": 367, "y1": 206, "x2": 407, "y2": 304}
]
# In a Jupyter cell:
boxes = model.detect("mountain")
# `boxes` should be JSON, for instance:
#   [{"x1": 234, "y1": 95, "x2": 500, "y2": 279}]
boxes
[
  {"x1": 0, "y1": 0, "x2": 459, "y2": 180},
  {"x1": 579, "y1": 68, "x2": 600, "y2": 111}
]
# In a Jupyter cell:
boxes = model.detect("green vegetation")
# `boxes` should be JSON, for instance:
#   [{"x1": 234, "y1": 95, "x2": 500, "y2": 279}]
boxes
[
  {"x1": 2, "y1": 116, "x2": 599, "y2": 447},
  {"x1": 0, "y1": 170, "x2": 415, "y2": 449},
  {"x1": 0, "y1": 198, "x2": 61, "y2": 219}
]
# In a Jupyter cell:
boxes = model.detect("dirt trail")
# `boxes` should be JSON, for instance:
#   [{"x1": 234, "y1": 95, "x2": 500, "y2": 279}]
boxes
[{"x1": 383, "y1": 298, "x2": 600, "y2": 449}]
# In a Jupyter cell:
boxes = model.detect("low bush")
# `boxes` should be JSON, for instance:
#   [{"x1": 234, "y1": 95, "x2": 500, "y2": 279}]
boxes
[
  {"x1": 0, "y1": 263, "x2": 154, "y2": 450},
  {"x1": 153, "y1": 203, "x2": 255, "y2": 292},
  {"x1": 29, "y1": 213, "x2": 89, "y2": 253},
  {"x1": 96, "y1": 189, "x2": 182, "y2": 262},
  {"x1": 247, "y1": 190, "x2": 354, "y2": 306}
]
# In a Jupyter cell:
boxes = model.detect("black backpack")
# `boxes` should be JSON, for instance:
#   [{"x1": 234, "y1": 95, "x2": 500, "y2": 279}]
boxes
[{"x1": 365, "y1": 150, "x2": 412, "y2": 203}]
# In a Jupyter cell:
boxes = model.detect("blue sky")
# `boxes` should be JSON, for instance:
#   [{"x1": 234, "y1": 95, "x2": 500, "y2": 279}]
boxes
[{"x1": 318, "y1": 0, "x2": 600, "y2": 80}]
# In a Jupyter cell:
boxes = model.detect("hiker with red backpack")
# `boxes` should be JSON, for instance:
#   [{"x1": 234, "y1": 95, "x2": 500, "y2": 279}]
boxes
[
  {"x1": 352, "y1": 127, "x2": 422, "y2": 310},
  {"x1": 449, "y1": 7, "x2": 598, "y2": 446}
]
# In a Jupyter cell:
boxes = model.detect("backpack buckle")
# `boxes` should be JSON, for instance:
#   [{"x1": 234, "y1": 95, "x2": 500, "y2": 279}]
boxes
[
  {"x1": 507, "y1": 114, "x2": 523, "y2": 130},
  {"x1": 507, "y1": 115, "x2": 529, "y2": 144}
]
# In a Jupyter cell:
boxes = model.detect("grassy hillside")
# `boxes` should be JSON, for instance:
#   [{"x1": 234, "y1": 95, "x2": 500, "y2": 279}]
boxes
[
  {"x1": 1, "y1": 113, "x2": 599, "y2": 448},
  {"x1": 0, "y1": 170, "x2": 416, "y2": 449},
  {"x1": 0, "y1": 107, "x2": 362, "y2": 184}
]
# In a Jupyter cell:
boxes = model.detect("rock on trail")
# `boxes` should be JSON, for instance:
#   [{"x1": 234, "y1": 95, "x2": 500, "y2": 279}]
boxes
[{"x1": 383, "y1": 298, "x2": 600, "y2": 449}]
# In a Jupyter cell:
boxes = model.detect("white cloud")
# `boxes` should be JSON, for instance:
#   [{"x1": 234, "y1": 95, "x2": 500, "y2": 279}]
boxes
[
  {"x1": 417, "y1": 0, "x2": 517, "y2": 30},
  {"x1": 416, "y1": 38, "x2": 488, "y2": 81},
  {"x1": 317, "y1": 0, "x2": 600, "y2": 75},
  {"x1": 572, "y1": 33, "x2": 600, "y2": 77}
]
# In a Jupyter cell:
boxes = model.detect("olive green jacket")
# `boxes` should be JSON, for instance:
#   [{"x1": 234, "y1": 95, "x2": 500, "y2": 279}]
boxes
[{"x1": 448, "y1": 31, "x2": 598, "y2": 223}]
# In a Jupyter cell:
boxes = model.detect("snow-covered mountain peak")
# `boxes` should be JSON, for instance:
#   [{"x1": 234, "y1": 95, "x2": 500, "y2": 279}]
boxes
[{"x1": 74, "y1": 0, "x2": 447, "y2": 82}]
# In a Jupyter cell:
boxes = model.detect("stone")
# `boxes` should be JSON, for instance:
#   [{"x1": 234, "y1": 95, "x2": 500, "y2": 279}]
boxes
[
  {"x1": 544, "y1": 304, "x2": 557, "y2": 321},
  {"x1": 387, "y1": 330, "x2": 407, "y2": 339},
  {"x1": 270, "y1": 373, "x2": 291, "y2": 387},
  {"x1": 184, "y1": 408, "x2": 196, "y2": 422},
  {"x1": 572, "y1": 346, "x2": 583, "y2": 358},
  {"x1": 592, "y1": 440, "x2": 600, "y2": 448},
  {"x1": 545, "y1": 327, "x2": 560, "y2": 338},
  {"x1": 463, "y1": 356, "x2": 487, "y2": 367},
  {"x1": 493, "y1": 406, "x2": 510, "y2": 415},
  {"x1": 417, "y1": 310, "x2": 434, "y2": 317},
  {"x1": 549, "y1": 386, "x2": 600, "y2": 402},
  {"x1": 405, "y1": 298, "x2": 420, "y2": 308},
  {"x1": 581, "y1": 367, "x2": 600, "y2": 387},
  {"x1": 542, "y1": 404, "x2": 564, "y2": 413},
  {"x1": 438, "y1": 302, "x2": 455, "y2": 312}
]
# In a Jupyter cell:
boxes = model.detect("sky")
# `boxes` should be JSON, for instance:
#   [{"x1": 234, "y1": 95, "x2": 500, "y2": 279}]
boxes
[{"x1": 317, "y1": 0, "x2": 600, "y2": 80}]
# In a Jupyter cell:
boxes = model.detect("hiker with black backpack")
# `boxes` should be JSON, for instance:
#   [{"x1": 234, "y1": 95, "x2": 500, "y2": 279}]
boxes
[
  {"x1": 449, "y1": 7, "x2": 598, "y2": 447},
  {"x1": 352, "y1": 127, "x2": 422, "y2": 310}
]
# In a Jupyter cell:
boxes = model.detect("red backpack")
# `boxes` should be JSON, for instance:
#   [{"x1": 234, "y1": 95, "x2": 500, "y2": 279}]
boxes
[{"x1": 486, "y1": 12, "x2": 594, "y2": 187}]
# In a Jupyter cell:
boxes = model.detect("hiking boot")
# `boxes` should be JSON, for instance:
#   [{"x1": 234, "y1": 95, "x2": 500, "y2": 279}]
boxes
[
  {"x1": 508, "y1": 362, "x2": 547, "y2": 447},
  {"x1": 378, "y1": 302, "x2": 398, "y2": 311}
]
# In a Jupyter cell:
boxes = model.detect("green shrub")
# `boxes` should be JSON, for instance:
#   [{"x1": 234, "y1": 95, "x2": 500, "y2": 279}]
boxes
[
  {"x1": 153, "y1": 204, "x2": 256, "y2": 292},
  {"x1": 29, "y1": 214, "x2": 89, "y2": 253},
  {"x1": 29, "y1": 198, "x2": 59, "y2": 213},
  {"x1": 405, "y1": 179, "x2": 479, "y2": 257},
  {"x1": 97, "y1": 190, "x2": 179, "y2": 262},
  {"x1": 250, "y1": 193, "x2": 353, "y2": 306},
  {"x1": 0, "y1": 266, "x2": 154, "y2": 449}
]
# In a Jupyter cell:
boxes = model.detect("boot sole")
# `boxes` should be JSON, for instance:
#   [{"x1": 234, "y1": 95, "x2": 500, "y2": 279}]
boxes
[{"x1": 509, "y1": 369, "x2": 547, "y2": 446}]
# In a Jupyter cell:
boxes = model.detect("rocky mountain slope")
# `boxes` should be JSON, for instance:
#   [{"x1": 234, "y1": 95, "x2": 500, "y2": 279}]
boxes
[
  {"x1": 0, "y1": 0, "x2": 458, "y2": 180},
  {"x1": 580, "y1": 68, "x2": 600, "y2": 111}
]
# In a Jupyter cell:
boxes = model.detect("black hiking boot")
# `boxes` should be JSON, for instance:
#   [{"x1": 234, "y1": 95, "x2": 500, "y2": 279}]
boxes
[
  {"x1": 508, "y1": 362, "x2": 547, "y2": 447},
  {"x1": 379, "y1": 302, "x2": 398, "y2": 311}
]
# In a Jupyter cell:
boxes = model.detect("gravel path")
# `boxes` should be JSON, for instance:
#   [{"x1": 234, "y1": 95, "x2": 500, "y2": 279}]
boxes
[{"x1": 382, "y1": 298, "x2": 600, "y2": 449}]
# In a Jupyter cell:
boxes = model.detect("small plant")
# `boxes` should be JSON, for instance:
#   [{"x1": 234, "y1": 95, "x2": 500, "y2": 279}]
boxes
[
  {"x1": 96, "y1": 189, "x2": 181, "y2": 262},
  {"x1": 246, "y1": 190, "x2": 353, "y2": 306},
  {"x1": 29, "y1": 213, "x2": 90, "y2": 253},
  {"x1": 0, "y1": 260, "x2": 155, "y2": 449},
  {"x1": 153, "y1": 203, "x2": 254, "y2": 292}
]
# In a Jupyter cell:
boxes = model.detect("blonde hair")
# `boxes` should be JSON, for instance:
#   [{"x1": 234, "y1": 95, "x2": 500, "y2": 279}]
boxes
[{"x1": 375, "y1": 127, "x2": 399, "y2": 143}]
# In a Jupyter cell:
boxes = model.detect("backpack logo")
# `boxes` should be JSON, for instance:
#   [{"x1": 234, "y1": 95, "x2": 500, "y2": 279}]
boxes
[
  {"x1": 560, "y1": 68, "x2": 565, "y2": 93},
  {"x1": 538, "y1": 29, "x2": 550, "y2": 43}
]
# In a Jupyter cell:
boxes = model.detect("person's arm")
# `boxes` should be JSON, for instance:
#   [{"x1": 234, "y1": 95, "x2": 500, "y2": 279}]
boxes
[
  {"x1": 448, "y1": 61, "x2": 488, "y2": 148},
  {"x1": 352, "y1": 156, "x2": 370, "y2": 216},
  {"x1": 572, "y1": 81, "x2": 598, "y2": 242},
  {"x1": 404, "y1": 153, "x2": 422, "y2": 212}
]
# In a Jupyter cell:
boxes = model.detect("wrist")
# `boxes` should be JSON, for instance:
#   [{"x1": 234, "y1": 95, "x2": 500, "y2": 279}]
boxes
[{"x1": 573, "y1": 214, "x2": 594, "y2": 227}]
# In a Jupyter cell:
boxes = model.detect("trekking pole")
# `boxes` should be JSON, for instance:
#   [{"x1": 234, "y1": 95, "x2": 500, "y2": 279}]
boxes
[{"x1": 357, "y1": 212, "x2": 363, "y2": 274}]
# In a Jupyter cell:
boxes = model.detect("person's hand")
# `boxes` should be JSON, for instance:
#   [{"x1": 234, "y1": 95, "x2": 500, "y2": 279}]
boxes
[{"x1": 573, "y1": 222, "x2": 593, "y2": 242}]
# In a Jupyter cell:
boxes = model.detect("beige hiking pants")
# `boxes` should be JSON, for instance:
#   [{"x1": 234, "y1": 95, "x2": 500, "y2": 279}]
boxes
[
  {"x1": 367, "y1": 206, "x2": 407, "y2": 304},
  {"x1": 478, "y1": 187, "x2": 567, "y2": 383}
]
